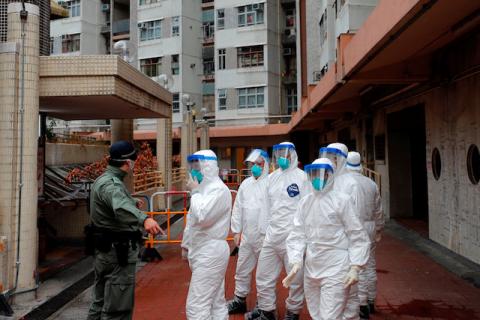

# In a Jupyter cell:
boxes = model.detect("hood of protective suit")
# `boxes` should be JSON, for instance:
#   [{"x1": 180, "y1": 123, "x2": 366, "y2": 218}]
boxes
[
  {"x1": 346, "y1": 151, "x2": 362, "y2": 172},
  {"x1": 245, "y1": 149, "x2": 270, "y2": 180},
  {"x1": 193, "y1": 149, "x2": 220, "y2": 184},
  {"x1": 326, "y1": 143, "x2": 348, "y2": 176},
  {"x1": 274, "y1": 142, "x2": 299, "y2": 172},
  {"x1": 309, "y1": 158, "x2": 335, "y2": 195}
]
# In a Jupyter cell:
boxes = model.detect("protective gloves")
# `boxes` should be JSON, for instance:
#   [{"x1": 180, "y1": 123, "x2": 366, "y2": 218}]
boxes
[
  {"x1": 343, "y1": 265, "x2": 360, "y2": 288},
  {"x1": 186, "y1": 176, "x2": 200, "y2": 192},
  {"x1": 233, "y1": 233, "x2": 241, "y2": 247},
  {"x1": 181, "y1": 248, "x2": 188, "y2": 260},
  {"x1": 282, "y1": 263, "x2": 302, "y2": 288}
]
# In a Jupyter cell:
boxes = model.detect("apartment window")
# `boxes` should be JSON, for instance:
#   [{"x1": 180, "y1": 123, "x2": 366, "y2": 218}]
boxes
[
  {"x1": 238, "y1": 87, "x2": 264, "y2": 109},
  {"x1": 237, "y1": 45, "x2": 264, "y2": 68},
  {"x1": 285, "y1": 9, "x2": 295, "y2": 28},
  {"x1": 217, "y1": 9, "x2": 225, "y2": 30},
  {"x1": 139, "y1": 20, "x2": 162, "y2": 41},
  {"x1": 319, "y1": 11, "x2": 327, "y2": 45},
  {"x1": 203, "y1": 21, "x2": 214, "y2": 40},
  {"x1": 61, "y1": 33, "x2": 80, "y2": 53},
  {"x1": 203, "y1": 58, "x2": 214, "y2": 75},
  {"x1": 59, "y1": 0, "x2": 81, "y2": 17},
  {"x1": 171, "y1": 54, "x2": 180, "y2": 75},
  {"x1": 139, "y1": 0, "x2": 159, "y2": 5},
  {"x1": 172, "y1": 16, "x2": 180, "y2": 37},
  {"x1": 218, "y1": 89, "x2": 227, "y2": 110},
  {"x1": 218, "y1": 49, "x2": 226, "y2": 70},
  {"x1": 286, "y1": 87, "x2": 297, "y2": 114},
  {"x1": 140, "y1": 57, "x2": 162, "y2": 77},
  {"x1": 172, "y1": 93, "x2": 180, "y2": 113},
  {"x1": 238, "y1": 3, "x2": 264, "y2": 27}
]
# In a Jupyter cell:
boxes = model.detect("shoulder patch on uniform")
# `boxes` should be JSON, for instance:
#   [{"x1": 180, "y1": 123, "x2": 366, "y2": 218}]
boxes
[{"x1": 287, "y1": 183, "x2": 300, "y2": 197}]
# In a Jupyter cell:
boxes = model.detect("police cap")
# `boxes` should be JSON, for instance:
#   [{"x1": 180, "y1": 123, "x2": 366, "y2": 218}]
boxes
[{"x1": 109, "y1": 141, "x2": 137, "y2": 161}]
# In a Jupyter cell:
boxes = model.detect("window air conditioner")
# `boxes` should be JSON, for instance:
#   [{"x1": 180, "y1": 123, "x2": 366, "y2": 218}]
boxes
[
  {"x1": 252, "y1": 3, "x2": 261, "y2": 10},
  {"x1": 313, "y1": 71, "x2": 322, "y2": 81},
  {"x1": 138, "y1": 22, "x2": 147, "y2": 29},
  {"x1": 101, "y1": 3, "x2": 110, "y2": 12}
]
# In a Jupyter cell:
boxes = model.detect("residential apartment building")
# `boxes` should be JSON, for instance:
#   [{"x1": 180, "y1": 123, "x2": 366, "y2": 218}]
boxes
[
  {"x1": 50, "y1": 0, "x2": 107, "y2": 56},
  {"x1": 131, "y1": 0, "x2": 203, "y2": 130},
  {"x1": 301, "y1": 0, "x2": 378, "y2": 86},
  {"x1": 49, "y1": 0, "x2": 131, "y2": 132},
  {"x1": 213, "y1": 0, "x2": 297, "y2": 126}
]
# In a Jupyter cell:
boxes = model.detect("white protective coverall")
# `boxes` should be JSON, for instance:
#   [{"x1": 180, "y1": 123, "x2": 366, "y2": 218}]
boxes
[
  {"x1": 231, "y1": 149, "x2": 270, "y2": 298},
  {"x1": 181, "y1": 150, "x2": 232, "y2": 320},
  {"x1": 346, "y1": 152, "x2": 384, "y2": 306},
  {"x1": 255, "y1": 142, "x2": 311, "y2": 314},
  {"x1": 286, "y1": 158, "x2": 370, "y2": 320},
  {"x1": 320, "y1": 143, "x2": 362, "y2": 318}
]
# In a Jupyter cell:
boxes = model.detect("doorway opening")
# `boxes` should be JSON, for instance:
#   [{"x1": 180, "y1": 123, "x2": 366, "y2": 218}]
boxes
[{"x1": 387, "y1": 105, "x2": 429, "y2": 237}]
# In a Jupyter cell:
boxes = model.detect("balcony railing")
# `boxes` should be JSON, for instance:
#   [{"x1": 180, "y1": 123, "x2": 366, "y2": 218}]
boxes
[{"x1": 134, "y1": 170, "x2": 163, "y2": 193}]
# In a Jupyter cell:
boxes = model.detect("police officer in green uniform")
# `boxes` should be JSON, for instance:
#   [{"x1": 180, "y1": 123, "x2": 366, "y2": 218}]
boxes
[{"x1": 87, "y1": 141, "x2": 162, "y2": 320}]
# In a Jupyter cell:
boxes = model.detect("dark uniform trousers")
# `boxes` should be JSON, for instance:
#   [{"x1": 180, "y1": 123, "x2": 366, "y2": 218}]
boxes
[{"x1": 87, "y1": 247, "x2": 138, "y2": 320}]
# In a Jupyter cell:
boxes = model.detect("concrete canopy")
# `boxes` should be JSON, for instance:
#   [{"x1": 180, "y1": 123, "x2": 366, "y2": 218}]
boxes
[{"x1": 39, "y1": 55, "x2": 172, "y2": 121}]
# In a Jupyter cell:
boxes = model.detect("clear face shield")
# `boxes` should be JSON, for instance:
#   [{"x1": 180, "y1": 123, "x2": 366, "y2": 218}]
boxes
[
  {"x1": 187, "y1": 154, "x2": 217, "y2": 183},
  {"x1": 319, "y1": 147, "x2": 347, "y2": 169},
  {"x1": 245, "y1": 149, "x2": 269, "y2": 178},
  {"x1": 272, "y1": 144, "x2": 295, "y2": 170},
  {"x1": 305, "y1": 162, "x2": 334, "y2": 192}
]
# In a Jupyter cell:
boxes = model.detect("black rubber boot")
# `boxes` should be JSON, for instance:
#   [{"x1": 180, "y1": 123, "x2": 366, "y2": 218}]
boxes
[
  {"x1": 227, "y1": 295, "x2": 247, "y2": 314},
  {"x1": 283, "y1": 310, "x2": 299, "y2": 320},
  {"x1": 244, "y1": 309, "x2": 277, "y2": 320},
  {"x1": 368, "y1": 299, "x2": 376, "y2": 314},
  {"x1": 360, "y1": 305, "x2": 370, "y2": 319}
]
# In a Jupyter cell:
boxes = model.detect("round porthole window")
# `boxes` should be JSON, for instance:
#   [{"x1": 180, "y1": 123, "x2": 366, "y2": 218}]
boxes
[
  {"x1": 432, "y1": 148, "x2": 441, "y2": 181},
  {"x1": 467, "y1": 144, "x2": 480, "y2": 185}
]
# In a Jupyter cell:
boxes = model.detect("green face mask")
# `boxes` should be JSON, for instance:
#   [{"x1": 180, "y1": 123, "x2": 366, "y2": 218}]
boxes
[
  {"x1": 190, "y1": 169, "x2": 203, "y2": 183},
  {"x1": 251, "y1": 164, "x2": 263, "y2": 178},
  {"x1": 278, "y1": 157, "x2": 290, "y2": 170},
  {"x1": 312, "y1": 178, "x2": 326, "y2": 191}
]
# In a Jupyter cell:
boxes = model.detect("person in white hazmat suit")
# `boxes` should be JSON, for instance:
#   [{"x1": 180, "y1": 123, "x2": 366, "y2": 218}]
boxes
[
  {"x1": 319, "y1": 143, "x2": 363, "y2": 318},
  {"x1": 227, "y1": 149, "x2": 271, "y2": 314},
  {"x1": 181, "y1": 150, "x2": 232, "y2": 320},
  {"x1": 245, "y1": 142, "x2": 311, "y2": 320},
  {"x1": 282, "y1": 158, "x2": 370, "y2": 320},
  {"x1": 345, "y1": 152, "x2": 384, "y2": 319}
]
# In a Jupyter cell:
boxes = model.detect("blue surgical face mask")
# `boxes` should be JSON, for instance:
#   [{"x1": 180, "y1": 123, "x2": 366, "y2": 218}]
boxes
[
  {"x1": 312, "y1": 178, "x2": 326, "y2": 191},
  {"x1": 190, "y1": 169, "x2": 203, "y2": 184},
  {"x1": 251, "y1": 164, "x2": 263, "y2": 178},
  {"x1": 278, "y1": 157, "x2": 290, "y2": 170}
]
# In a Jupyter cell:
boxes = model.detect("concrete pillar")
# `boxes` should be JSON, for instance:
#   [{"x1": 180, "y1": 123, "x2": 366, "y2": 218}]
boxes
[
  {"x1": 199, "y1": 122, "x2": 210, "y2": 150},
  {"x1": 180, "y1": 112, "x2": 191, "y2": 170},
  {"x1": 191, "y1": 120, "x2": 197, "y2": 154},
  {"x1": 0, "y1": 41, "x2": 20, "y2": 294},
  {"x1": 6, "y1": 2, "x2": 40, "y2": 296},
  {"x1": 110, "y1": 119, "x2": 134, "y2": 143},
  {"x1": 156, "y1": 118, "x2": 172, "y2": 190}
]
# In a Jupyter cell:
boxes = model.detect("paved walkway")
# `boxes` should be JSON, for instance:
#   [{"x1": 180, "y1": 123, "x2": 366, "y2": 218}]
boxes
[{"x1": 133, "y1": 231, "x2": 480, "y2": 320}]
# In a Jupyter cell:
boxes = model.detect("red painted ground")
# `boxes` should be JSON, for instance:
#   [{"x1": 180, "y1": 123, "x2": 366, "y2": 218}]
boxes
[{"x1": 134, "y1": 234, "x2": 480, "y2": 320}]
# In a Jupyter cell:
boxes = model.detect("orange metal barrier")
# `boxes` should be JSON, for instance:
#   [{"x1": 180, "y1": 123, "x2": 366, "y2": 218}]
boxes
[
  {"x1": 220, "y1": 169, "x2": 240, "y2": 190},
  {"x1": 144, "y1": 190, "x2": 238, "y2": 248},
  {"x1": 239, "y1": 169, "x2": 251, "y2": 182}
]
